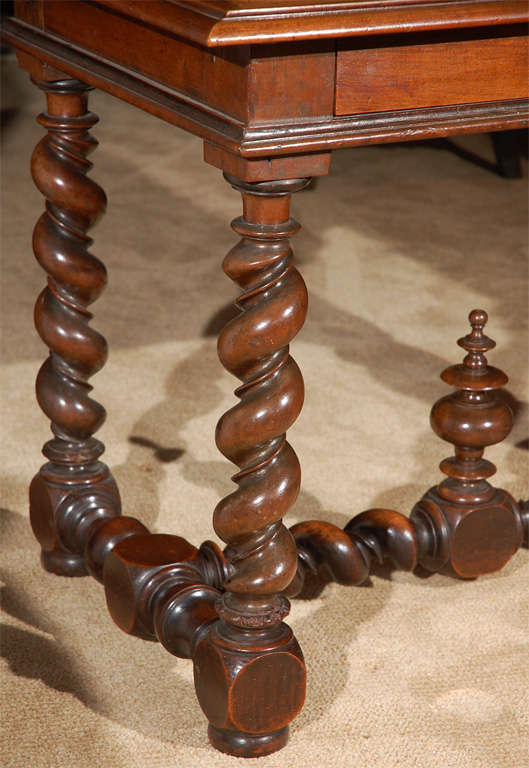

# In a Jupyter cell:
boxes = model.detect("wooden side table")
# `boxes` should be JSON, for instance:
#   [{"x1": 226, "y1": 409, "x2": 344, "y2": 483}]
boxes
[{"x1": 3, "y1": 1, "x2": 529, "y2": 758}]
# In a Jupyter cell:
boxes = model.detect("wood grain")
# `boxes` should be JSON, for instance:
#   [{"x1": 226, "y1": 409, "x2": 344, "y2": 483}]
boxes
[
  {"x1": 191, "y1": 175, "x2": 311, "y2": 757},
  {"x1": 286, "y1": 311, "x2": 528, "y2": 599},
  {"x1": 4, "y1": 0, "x2": 529, "y2": 759},
  {"x1": 7, "y1": 21, "x2": 528, "y2": 156},
  {"x1": 28, "y1": 78, "x2": 121, "y2": 576},
  {"x1": 43, "y1": 0, "x2": 249, "y2": 121},
  {"x1": 94, "y1": 0, "x2": 529, "y2": 47},
  {"x1": 203, "y1": 143, "x2": 332, "y2": 180},
  {"x1": 248, "y1": 43, "x2": 335, "y2": 122},
  {"x1": 336, "y1": 36, "x2": 529, "y2": 114},
  {"x1": 13, "y1": 0, "x2": 44, "y2": 27}
]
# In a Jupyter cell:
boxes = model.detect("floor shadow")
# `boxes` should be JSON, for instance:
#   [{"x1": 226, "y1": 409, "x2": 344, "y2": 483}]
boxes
[
  {"x1": 0, "y1": 622, "x2": 97, "y2": 704},
  {"x1": 309, "y1": 133, "x2": 528, "y2": 184},
  {"x1": 285, "y1": 487, "x2": 391, "y2": 733},
  {"x1": 308, "y1": 143, "x2": 528, "y2": 343},
  {"x1": 108, "y1": 340, "x2": 228, "y2": 532},
  {"x1": 1, "y1": 339, "x2": 229, "y2": 749},
  {"x1": 128, "y1": 435, "x2": 184, "y2": 464},
  {"x1": 2, "y1": 62, "x2": 527, "y2": 761},
  {"x1": 0, "y1": 503, "x2": 207, "y2": 750}
]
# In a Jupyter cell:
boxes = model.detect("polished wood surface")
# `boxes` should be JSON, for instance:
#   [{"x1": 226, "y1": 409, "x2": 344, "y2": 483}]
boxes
[
  {"x1": 3, "y1": 0, "x2": 528, "y2": 759},
  {"x1": 28, "y1": 77, "x2": 121, "y2": 577},
  {"x1": 88, "y1": 1, "x2": 529, "y2": 46},
  {"x1": 413, "y1": 310, "x2": 524, "y2": 578},
  {"x1": 336, "y1": 34, "x2": 529, "y2": 115},
  {"x1": 198, "y1": 175, "x2": 310, "y2": 755},
  {"x1": 4, "y1": 0, "x2": 528, "y2": 164},
  {"x1": 287, "y1": 312, "x2": 529, "y2": 600}
]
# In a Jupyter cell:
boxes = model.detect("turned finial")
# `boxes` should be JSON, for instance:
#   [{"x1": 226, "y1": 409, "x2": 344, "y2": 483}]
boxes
[
  {"x1": 429, "y1": 308, "x2": 513, "y2": 507},
  {"x1": 440, "y1": 309, "x2": 508, "y2": 391},
  {"x1": 458, "y1": 309, "x2": 494, "y2": 370},
  {"x1": 409, "y1": 309, "x2": 524, "y2": 578}
]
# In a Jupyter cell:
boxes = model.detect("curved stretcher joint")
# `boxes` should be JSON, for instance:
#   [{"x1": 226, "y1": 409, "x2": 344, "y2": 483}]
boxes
[
  {"x1": 25, "y1": 76, "x2": 527, "y2": 759},
  {"x1": 287, "y1": 310, "x2": 528, "y2": 599}
]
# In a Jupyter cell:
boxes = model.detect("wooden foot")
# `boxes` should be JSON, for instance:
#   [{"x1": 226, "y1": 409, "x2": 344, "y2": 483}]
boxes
[
  {"x1": 40, "y1": 548, "x2": 86, "y2": 577},
  {"x1": 26, "y1": 98, "x2": 311, "y2": 755},
  {"x1": 22, "y1": 109, "x2": 528, "y2": 757},
  {"x1": 491, "y1": 130, "x2": 523, "y2": 178},
  {"x1": 29, "y1": 78, "x2": 121, "y2": 573},
  {"x1": 192, "y1": 175, "x2": 310, "y2": 756},
  {"x1": 411, "y1": 309, "x2": 524, "y2": 577},
  {"x1": 207, "y1": 725, "x2": 289, "y2": 758},
  {"x1": 286, "y1": 309, "x2": 527, "y2": 598}
]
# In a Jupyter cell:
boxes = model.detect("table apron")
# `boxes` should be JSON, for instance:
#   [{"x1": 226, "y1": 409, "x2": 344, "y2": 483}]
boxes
[{"x1": 336, "y1": 36, "x2": 529, "y2": 116}]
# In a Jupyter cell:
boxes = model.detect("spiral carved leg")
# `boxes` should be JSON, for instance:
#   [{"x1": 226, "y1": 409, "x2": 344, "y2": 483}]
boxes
[
  {"x1": 29, "y1": 79, "x2": 120, "y2": 576},
  {"x1": 192, "y1": 175, "x2": 310, "y2": 757},
  {"x1": 285, "y1": 511, "x2": 429, "y2": 599}
]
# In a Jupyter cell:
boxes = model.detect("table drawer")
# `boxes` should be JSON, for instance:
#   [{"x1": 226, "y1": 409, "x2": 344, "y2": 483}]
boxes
[{"x1": 335, "y1": 36, "x2": 529, "y2": 115}]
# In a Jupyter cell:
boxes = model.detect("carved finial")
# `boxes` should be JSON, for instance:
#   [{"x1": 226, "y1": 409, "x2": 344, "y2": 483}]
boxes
[
  {"x1": 441, "y1": 309, "x2": 507, "y2": 392},
  {"x1": 432, "y1": 309, "x2": 512, "y2": 501},
  {"x1": 411, "y1": 309, "x2": 523, "y2": 577},
  {"x1": 458, "y1": 309, "x2": 494, "y2": 371}
]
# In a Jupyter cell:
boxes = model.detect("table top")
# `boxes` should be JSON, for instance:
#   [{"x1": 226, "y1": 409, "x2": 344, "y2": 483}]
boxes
[
  {"x1": 95, "y1": 0, "x2": 528, "y2": 46},
  {"x1": 3, "y1": 0, "x2": 528, "y2": 177}
]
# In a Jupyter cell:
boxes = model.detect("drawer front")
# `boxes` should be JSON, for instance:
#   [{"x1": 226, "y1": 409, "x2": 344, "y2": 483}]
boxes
[{"x1": 336, "y1": 36, "x2": 529, "y2": 115}]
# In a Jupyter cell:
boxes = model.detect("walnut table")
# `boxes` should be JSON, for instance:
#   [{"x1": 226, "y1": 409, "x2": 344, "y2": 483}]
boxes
[{"x1": 3, "y1": 0, "x2": 529, "y2": 758}]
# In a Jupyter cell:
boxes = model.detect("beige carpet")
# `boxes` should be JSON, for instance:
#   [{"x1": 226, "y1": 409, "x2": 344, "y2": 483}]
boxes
[{"x1": 1, "y1": 61, "x2": 528, "y2": 768}]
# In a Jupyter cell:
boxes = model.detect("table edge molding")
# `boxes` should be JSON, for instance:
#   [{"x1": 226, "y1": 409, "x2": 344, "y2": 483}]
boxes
[
  {"x1": 3, "y1": 17, "x2": 528, "y2": 157},
  {"x1": 93, "y1": 0, "x2": 529, "y2": 47}
]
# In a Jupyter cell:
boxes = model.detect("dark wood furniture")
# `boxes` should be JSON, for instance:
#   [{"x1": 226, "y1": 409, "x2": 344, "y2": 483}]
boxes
[{"x1": 3, "y1": 1, "x2": 528, "y2": 759}]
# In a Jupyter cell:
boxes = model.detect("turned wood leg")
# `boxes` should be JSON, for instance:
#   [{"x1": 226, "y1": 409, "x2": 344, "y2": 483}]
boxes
[
  {"x1": 286, "y1": 310, "x2": 528, "y2": 598},
  {"x1": 409, "y1": 309, "x2": 526, "y2": 577},
  {"x1": 192, "y1": 175, "x2": 310, "y2": 757},
  {"x1": 28, "y1": 79, "x2": 120, "y2": 576},
  {"x1": 491, "y1": 130, "x2": 523, "y2": 178}
]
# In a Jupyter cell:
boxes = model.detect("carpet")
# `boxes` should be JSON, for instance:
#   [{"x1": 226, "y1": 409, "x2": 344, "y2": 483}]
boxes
[{"x1": 1, "y1": 60, "x2": 528, "y2": 768}]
